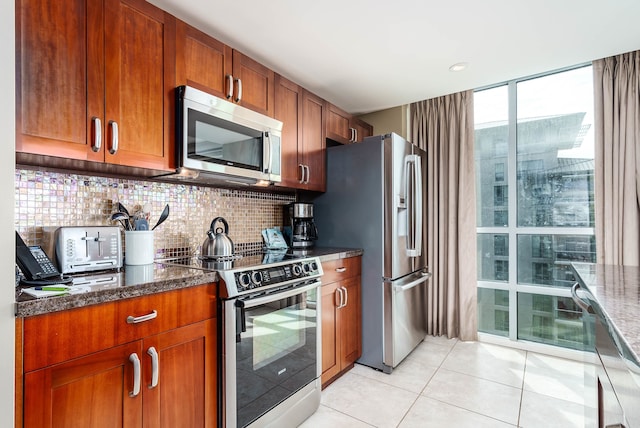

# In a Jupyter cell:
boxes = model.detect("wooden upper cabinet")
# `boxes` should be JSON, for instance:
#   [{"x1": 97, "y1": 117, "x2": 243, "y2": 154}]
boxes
[
  {"x1": 301, "y1": 89, "x2": 326, "y2": 192},
  {"x1": 326, "y1": 103, "x2": 373, "y2": 144},
  {"x1": 232, "y1": 50, "x2": 275, "y2": 117},
  {"x1": 274, "y1": 74, "x2": 325, "y2": 192},
  {"x1": 16, "y1": 0, "x2": 174, "y2": 171},
  {"x1": 274, "y1": 75, "x2": 303, "y2": 188},
  {"x1": 16, "y1": 0, "x2": 103, "y2": 161},
  {"x1": 326, "y1": 104, "x2": 352, "y2": 144},
  {"x1": 351, "y1": 117, "x2": 373, "y2": 143},
  {"x1": 175, "y1": 19, "x2": 232, "y2": 98},
  {"x1": 175, "y1": 21, "x2": 275, "y2": 117}
]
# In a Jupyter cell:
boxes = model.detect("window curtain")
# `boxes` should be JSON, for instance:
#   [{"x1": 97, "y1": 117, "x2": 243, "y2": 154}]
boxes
[
  {"x1": 410, "y1": 90, "x2": 477, "y2": 341},
  {"x1": 593, "y1": 50, "x2": 640, "y2": 266}
]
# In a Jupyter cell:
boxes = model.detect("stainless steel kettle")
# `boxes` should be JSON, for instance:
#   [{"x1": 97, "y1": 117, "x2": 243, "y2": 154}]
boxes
[{"x1": 202, "y1": 217, "x2": 234, "y2": 259}]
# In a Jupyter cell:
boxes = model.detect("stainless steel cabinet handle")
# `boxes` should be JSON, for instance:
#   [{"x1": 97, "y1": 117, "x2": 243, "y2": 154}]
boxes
[
  {"x1": 147, "y1": 346, "x2": 159, "y2": 389},
  {"x1": 570, "y1": 283, "x2": 594, "y2": 313},
  {"x1": 234, "y1": 78, "x2": 242, "y2": 102},
  {"x1": 299, "y1": 164, "x2": 305, "y2": 183},
  {"x1": 304, "y1": 165, "x2": 310, "y2": 184},
  {"x1": 341, "y1": 286, "x2": 348, "y2": 307},
  {"x1": 91, "y1": 117, "x2": 102, "y2": 152},
  {"x1": 354, "y1": 128, "x2": 358, "y2": 142},
  {"x1": 126, "y1": 309, "x2": 158, "y2": 324},
  {"x1": 335, "y1": 287, "x2": 343, "y2": 308},
  {"x1": 335, "y1": 267, "x2": 347, "y2": 273},
  {"x1": 129, "y1": 353, "x2": 141, "y2": 397},
  {"x1": 226, "y1": 75, "x2": 233, "y2": 99},
  {"x1": 109, "y1": 120, "x2": 118, "y2": 155}
]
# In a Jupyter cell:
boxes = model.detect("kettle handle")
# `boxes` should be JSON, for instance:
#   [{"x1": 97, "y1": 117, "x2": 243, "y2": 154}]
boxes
[{"x1": 210, "y1": 217, "x2": 229, "y2": 234}]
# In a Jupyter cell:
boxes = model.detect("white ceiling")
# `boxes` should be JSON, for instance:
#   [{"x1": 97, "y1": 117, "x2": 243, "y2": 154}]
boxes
[{"x1": 150, "y1": 0, "x2": 640, "y2": 115}]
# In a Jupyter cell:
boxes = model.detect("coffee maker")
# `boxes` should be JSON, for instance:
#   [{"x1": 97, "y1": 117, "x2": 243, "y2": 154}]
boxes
[{"x1": 284, "y1": 202, "x2": 318, "y2": 249}]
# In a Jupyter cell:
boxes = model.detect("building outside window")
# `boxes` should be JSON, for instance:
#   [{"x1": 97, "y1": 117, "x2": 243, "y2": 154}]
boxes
[{"x1": 474, "y1": 65, "x2": 595, "y2": 351}]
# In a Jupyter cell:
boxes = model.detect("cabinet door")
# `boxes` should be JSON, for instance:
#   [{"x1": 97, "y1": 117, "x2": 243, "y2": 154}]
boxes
[
  {"x1": 176, "y1": 20, "x2": 232, "y2": 99},
  {"x1": 24, "y1": 341, "x2": 143, "y2": 428},
  {"x1": 104, "y1": 0, "x2": 173, "y2": 170},
  {"x1": 143, "y1": 319, "x2": 217, "y2": 428},
  {"x1": 352, "y1": 117, "x2": 373, "y2": 143},
  {"x1": 326, "y1": 104, "x2": 352, "y2": 144},
  {"x1": 321, "y1": 282, "x2": 340, "y2": 386},
  {"x1": 16, "y1": 0, "x2": 104, "y2": 162},
  {"x1": 232, "y1": 50, "x2": 275, "y2": 117},
  {"x1": 274, "y1": 75, "x2": 303, "y2": 188},
  {"x1": 340, "y1": 276, "x2": 362, "y2": 367},
  {"x1": 301, "y1": 90, "x2": 326, "y2": 192}
]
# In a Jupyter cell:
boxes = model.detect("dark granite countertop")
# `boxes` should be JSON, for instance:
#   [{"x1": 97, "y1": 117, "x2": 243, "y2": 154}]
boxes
[
  {"x1": 572, "y1": 263, "x2": 640, "y2": 363},
  {"x1": 15, "y1": 247, "x2": 363, "y2": 318}
]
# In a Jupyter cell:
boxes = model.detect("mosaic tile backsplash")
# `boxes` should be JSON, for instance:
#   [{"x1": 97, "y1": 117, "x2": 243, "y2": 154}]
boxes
[{"x1": 15, "y1": 169, "x2": 295, "y2": 259}]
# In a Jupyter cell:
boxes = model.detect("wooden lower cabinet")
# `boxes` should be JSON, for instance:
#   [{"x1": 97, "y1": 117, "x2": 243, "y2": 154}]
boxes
[
  {"x1": 321, "y1": 257, "x2": 362, "y2": 387},
  {"x1": 20, "y1": 285, "x2": 217, "y2": 428}
]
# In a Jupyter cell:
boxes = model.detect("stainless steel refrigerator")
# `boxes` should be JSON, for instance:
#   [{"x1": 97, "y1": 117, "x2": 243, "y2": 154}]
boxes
[{"x1": 314, "y1": 133, "x2": 430, "y2": 373}]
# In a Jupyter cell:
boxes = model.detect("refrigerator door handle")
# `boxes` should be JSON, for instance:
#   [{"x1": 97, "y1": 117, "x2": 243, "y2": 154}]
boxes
[
  {"x1": 405, "y1": 154, "x2": 422, "y2": 257},
  {"x1": 393, "y1": 272, "x2": 431, "y2": 293}
]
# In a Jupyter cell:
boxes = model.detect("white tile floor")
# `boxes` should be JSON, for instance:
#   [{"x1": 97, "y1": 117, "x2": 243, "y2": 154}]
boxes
[{"x1": 300, "y1": 336, "x2": 597, "y2": 428}]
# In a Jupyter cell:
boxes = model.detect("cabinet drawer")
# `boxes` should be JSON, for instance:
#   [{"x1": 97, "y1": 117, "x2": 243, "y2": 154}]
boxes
[
  {"x1": 321, "y1": 257, "x2": 361, "y2": 284},
  {"x1": 116, "y1": 283, "x2": 216, "y2": 344},
  {"x1": 23, "y1": 283, "x2": 216, "y2": 371}
]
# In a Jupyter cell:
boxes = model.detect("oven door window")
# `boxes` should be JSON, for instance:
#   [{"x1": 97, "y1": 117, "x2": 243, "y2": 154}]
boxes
[
  {"x1": 236, "y1": 288, "x2": 318, "y2": 428},
  {"x1": 187, "y1": 108, "x2": 263, "y2": 171}
]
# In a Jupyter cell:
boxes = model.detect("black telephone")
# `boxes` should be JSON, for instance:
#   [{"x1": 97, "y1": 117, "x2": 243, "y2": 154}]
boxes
[{"x1": 15, "y1": 231, "x2": 62, "y2": 282}]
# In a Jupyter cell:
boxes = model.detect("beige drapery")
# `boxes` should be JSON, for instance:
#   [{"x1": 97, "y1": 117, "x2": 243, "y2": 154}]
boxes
[
  {"x1": 409, "y1": 90, "x2": 477, "y2": 341},
  {"x1": 594, "y1": 51, "x2": 640, "y2": 266}
]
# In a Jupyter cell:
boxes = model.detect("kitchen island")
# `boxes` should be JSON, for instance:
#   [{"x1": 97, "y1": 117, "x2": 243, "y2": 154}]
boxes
[{"x1": 572, "y1": 263, "x2": 640, "y2": 428}]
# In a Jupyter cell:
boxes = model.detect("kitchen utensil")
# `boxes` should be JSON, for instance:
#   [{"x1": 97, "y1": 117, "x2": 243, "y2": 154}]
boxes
[
  {"x1": 111, "y1": 212, "x2": 131, "y2": 231},
  {"x1": 134, "y1": 219, "x2": 149, "y2": 230},
  {"x1": 117, "y1": 202, "x2": 133, "y2": 230},
  {"x1": 152, "y1": 204, "x2": 170, "y2": 231},
  {"x1": 202, "y1": 217, "x2": 234, "y2": 258}
]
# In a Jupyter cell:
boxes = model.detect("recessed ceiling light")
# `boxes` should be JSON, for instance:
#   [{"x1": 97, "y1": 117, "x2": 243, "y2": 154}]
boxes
[{"x1": 449, "y1": 62, "x2": 468, "y2": 72}]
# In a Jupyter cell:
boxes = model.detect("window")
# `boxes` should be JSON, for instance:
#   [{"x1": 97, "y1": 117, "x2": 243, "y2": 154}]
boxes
[
  {"x1": 494, "y1": 185, "x2": 508, "y2": 206},
  {"x1": 495, "y1": 163, "x2": 505, "y2": 182},
  {"x1": 474, "y1": 65, "x2": 595, "y2": 350}
]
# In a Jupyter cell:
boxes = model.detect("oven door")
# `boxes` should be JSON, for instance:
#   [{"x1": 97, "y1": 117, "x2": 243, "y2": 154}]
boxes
[{"x1": 223, "y1": 281, "x2": 321, "y2": 428}]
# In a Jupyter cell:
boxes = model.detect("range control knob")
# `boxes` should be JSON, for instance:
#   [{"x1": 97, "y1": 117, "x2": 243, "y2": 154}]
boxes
[
  {"x1": 292, "y1": 264, "x2": 303, "y2": 276},
  {"x1": 303, "y1": 263, "x2": 311, "y2": 272},
  {"x1": 311, "y1": 262, "x2": 318, "y2": 271},
  {"x1": 251, "y1": 271, "x2": 263, "y2": 285},
  {"x1": 238, "y1": 273, "x2": 251, "y2": 289}
]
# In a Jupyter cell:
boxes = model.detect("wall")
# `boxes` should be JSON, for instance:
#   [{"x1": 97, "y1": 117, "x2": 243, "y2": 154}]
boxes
[
  {"x1": 2, "y1": 2, "x2": 15, "y2": 426},
  {"x1": 15, "y1": 168, "x2": 295, "y2": 258},
  {"x1": 358, "y1": 105, "x2": 410, "y2": 141}
]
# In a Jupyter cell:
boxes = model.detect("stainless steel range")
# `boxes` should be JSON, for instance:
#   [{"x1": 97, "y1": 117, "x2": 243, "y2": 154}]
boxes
[{"x1": 164, "y1": 253, "x2": 323, "y2": 427}]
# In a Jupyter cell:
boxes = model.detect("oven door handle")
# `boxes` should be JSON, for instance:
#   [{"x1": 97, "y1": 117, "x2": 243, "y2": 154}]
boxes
[
  {"x1": 235, "y1": 299, "x2": 246, "y2": 337},
  {"x1": 241, "y1": 281, "x2": 322, "y2": 309}
]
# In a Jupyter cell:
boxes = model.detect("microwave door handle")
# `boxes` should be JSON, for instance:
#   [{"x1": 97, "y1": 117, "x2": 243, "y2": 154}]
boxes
[{"x1": 264, "y1": 132, "x2": 272, "y2": 173}]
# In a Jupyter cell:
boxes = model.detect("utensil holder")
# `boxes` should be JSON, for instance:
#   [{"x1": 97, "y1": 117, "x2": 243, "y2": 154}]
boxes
[{"x1": 125, "y1": 231, "x2": 154, "y2": 265}]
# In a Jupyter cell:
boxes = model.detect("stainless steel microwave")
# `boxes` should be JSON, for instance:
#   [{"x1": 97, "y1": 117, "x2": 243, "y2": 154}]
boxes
[{"x1": 171, "y1": 85, "x2": 283, "y2": 186}]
